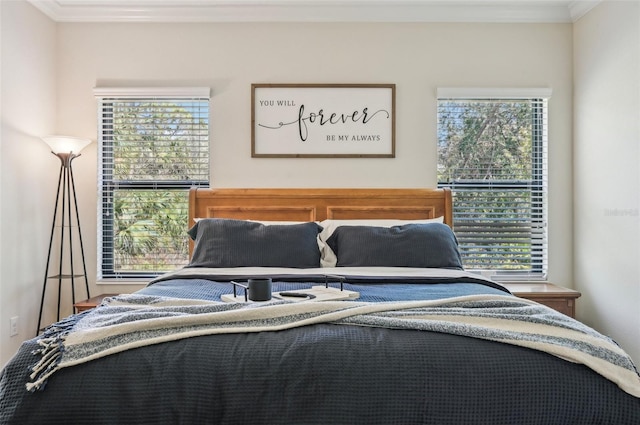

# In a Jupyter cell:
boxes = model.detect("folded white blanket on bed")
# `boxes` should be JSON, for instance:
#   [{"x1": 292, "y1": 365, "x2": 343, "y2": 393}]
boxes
[{"x1": 27, "y1": 294, "x2": 640, "y2": 398}]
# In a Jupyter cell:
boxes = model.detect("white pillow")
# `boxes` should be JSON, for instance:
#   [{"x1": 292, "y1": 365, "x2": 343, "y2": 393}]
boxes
[{"x1": 318, "y1": 217, "x2": 445, "y2": 267}]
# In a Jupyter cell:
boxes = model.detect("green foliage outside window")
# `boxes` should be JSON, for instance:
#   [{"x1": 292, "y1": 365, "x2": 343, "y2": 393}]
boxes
[
  {"x1": 101, "y1": 100, "x2": 209, "y2": 277},
  {"x1": 112, "y1": 190, "x2": 189, "y2": 272},
  {"x1": 437, "y1": 99, "x2": 546, "y2": 275},
  {"x1": 437, "y1": 100, "x2": 533, "y2": 182}
]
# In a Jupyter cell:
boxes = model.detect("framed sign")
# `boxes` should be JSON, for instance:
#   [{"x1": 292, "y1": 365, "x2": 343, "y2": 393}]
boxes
[{"x1": 252, "y1": 83, "x2": 395, "y2": 158}]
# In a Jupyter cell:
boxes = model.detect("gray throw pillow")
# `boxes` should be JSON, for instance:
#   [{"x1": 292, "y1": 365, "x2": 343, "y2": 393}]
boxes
[
  {"x1": 188, "y1": 219, "x2": 322, "y2": 268},
  {"x1": 326, "y1": 223, "x2": 463, "y2": 269}
]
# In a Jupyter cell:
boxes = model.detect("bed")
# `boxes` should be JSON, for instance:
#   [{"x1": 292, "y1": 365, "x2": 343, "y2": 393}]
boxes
[{"x1": 1, "y1": 188, "x2": 639, "y2": 425}]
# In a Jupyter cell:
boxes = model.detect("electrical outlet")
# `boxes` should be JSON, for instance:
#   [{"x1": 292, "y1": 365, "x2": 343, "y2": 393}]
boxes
[{"x1": 10, "y1": 316, "x2": 19, "y2": 337}]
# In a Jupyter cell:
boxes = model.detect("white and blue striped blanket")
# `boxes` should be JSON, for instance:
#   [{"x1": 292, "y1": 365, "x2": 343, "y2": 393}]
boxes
[{"x1": 28, "y1": 293, "x2": 640, "y2": 398}]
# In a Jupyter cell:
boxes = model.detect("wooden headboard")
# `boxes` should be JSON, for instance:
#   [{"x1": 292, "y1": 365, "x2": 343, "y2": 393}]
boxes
[
  {"x1": 189, "y1": 188, "x2": 452, "y2": 254},
  {"x1": 190, "y1": 187, "x2": 451, "y2": 223},
  {"x1": 190, "y1": 187, "x2": 451, "y2": 222}
]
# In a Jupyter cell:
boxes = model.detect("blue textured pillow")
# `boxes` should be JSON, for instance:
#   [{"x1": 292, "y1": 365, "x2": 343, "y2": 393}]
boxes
[
  {"x1": 326, "y1": 223, "x2": 463, "y2": 269},
  {"x1": 187, "y1": 219, "x2": 322, "y2": 268}
]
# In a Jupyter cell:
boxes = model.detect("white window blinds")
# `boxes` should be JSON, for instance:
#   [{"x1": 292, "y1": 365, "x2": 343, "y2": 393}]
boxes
[
  {"x1": 95, "y1": 87, "x2": 210, "y2": 279},
  {"x1": 436, "y1": 88, "x2": 550, "y2": 280}
]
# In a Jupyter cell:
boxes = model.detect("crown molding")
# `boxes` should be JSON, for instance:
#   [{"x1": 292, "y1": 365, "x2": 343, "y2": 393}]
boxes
[
  {"x1": 568, "y1": 0, "x2": 601, "y2": 22},
  {"x1": 26, "y1": 1, "x2": 599, "y2": 24}
]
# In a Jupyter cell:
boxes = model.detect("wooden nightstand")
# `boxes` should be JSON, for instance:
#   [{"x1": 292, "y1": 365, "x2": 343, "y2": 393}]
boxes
[
  {"x1": 74, "y1": 294, "x2": 117, "y2": 313},
  {"x1": 501, "y1": 283, "x2": 581, "y2": 318}
]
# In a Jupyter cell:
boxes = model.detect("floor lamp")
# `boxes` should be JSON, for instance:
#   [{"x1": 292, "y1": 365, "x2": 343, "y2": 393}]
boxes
[{"x1": 37, "y1": 136, "x2": 92, "y2": 334}]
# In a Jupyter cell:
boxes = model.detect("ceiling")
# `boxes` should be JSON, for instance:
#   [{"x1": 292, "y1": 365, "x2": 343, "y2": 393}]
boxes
[{"x1": 28, "y1": 0, "x2": 601, "y2": 23}]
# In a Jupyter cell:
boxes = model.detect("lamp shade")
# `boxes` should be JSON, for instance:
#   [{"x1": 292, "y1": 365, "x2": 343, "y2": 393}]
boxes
[{"x1": 42, "y1": 135, "x2": 92, "y2": 154}]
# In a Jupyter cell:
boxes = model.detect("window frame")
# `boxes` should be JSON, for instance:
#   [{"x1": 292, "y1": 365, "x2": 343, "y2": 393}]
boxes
[
  {"x1": 436, "y1": 88, "x2": 550, "y2": 281},
  {"x1": 95, "y1": 87, "x2": 210, "y2": 280}
]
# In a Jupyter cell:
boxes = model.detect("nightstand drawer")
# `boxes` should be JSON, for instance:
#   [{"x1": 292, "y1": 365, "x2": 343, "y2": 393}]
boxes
[
  {"x1": 501, "y1": 283, "x2": 581, "y2": 318},
  {"x1": 521, "y1": 296, "x2": 577, "y2": 318}
]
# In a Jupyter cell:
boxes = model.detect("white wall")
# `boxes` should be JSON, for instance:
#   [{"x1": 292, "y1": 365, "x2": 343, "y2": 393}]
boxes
[
  {"x1": 1, "y1": 8, "x2": 575, "y2": 365},
  {"x1": 573, "y1": 1, "x2": 640, "y2": 363},
  {"x1": 0, "y1": 1, "x2": 58, "y2": 365},
  {"x1": 56, "y1": 20, "x2": 574, "y2": 286}
]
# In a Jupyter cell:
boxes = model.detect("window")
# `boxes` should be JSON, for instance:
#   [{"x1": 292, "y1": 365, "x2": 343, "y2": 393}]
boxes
[
  {"x1": 436, "y1": 88, "x2": 550, "y2": 280},
  {"x1": 95, "y1": 88, "x2": 210, "y2": 279}
]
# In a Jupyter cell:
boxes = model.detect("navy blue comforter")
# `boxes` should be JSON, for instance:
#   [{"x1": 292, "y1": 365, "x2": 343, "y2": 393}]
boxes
[{"x1": 2, "y1": 274, "x2": 639, "y2": 425}]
